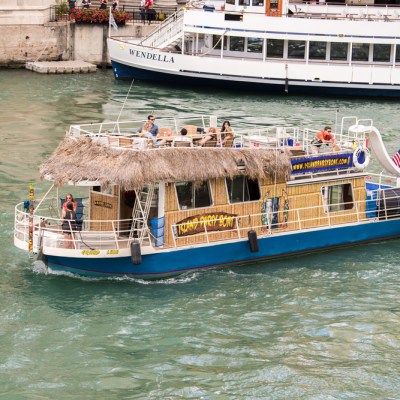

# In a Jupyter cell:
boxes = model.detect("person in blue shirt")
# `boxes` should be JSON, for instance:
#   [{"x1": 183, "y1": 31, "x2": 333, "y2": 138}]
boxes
[{"x1": 137, "y1": 115, "x2": 159, "y2": 137}]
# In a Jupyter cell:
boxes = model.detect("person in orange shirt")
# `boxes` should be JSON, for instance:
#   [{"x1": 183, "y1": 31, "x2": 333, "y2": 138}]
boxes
[{"x1": 312, "y1": 126, "x2": 336, "y2": 154}]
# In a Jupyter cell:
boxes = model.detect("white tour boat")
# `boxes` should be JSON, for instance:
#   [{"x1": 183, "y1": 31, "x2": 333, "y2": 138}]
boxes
[{"x1": 108, "y1": 0, "x2": 400, "y2": 96}]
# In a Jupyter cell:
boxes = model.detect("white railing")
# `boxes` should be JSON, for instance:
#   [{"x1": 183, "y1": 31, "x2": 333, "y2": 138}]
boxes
[
  {"x1": 170, "y1": 191, "x2": 400, "y2": 247},
  {"x1": 140, "y1": 9, "x2": 184, "y2": 49},
  {"x1": 14, "y1": 184, "x2": 400, "y2": 253}
]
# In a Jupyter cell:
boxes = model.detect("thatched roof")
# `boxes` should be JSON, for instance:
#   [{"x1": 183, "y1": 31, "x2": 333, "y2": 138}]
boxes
[{"x1": 40, "y1": 137, "x2": 292, "y2": 190}]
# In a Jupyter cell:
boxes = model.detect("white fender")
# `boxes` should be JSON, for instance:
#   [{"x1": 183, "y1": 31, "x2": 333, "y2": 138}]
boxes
[{"x1": 353, "y1": 146, "x2": 371, "y2": 170}]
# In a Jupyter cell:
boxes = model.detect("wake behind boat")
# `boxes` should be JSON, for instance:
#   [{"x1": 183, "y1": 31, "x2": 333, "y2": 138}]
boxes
[
  {"x1": 108, "y1": 0, "x2": 400, "y2": 96},
  {"x1": 14, "y1": 115, "x2": 400, "y2": 279}
]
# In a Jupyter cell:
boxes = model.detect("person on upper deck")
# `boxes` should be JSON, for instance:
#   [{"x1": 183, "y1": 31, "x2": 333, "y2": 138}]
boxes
[
  {"x1": 82, "y1": 0, "x2": 91, "y2": 9},
  {"x1": 99, "y1": 0, "x2": 107, "y2": 10},
  {"x1": 173, "y1": 128, "x2": 192, "y2": 146},
  {"x1": 220, "y1": 120, "x2": 234, "y2": 146},
  {"x1": 199, "y1": 127, "x2": 217, "y2": 146},
  {"x1": 137, "y1": 115, "x2": 159, "y2": 137},
  {"x1": 311, "y1": 126, "x2": 336, "y2": 154}
]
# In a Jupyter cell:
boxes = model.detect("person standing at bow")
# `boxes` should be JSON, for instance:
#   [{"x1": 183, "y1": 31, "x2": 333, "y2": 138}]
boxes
[{"x1": 311, "y1": 126, "x2": 336, "y2": 154}]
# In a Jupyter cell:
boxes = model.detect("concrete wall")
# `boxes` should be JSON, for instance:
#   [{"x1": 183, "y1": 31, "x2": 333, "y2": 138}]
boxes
[
  {"x1": 0, "y1": 22, "x2": 153, "y2": 67},
  {"x1": 0, "y1": 0, "x2": 56, "y2": 25}
]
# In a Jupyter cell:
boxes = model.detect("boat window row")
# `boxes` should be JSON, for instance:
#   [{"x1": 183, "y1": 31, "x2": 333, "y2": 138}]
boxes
[
  {"x1": 175, "y1": 179, "x2": 354, "y2": 212},
  {"x1": 175, "y1": 177, "x2": 261, "y2": 210},
  {"x1": 212, "y1": 36, "x2": 400, "y2": 63}
]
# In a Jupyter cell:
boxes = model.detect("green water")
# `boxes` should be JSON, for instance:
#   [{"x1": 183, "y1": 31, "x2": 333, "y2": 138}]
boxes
[{"x1": 0, "y1": 69, "x2": 399, "y2": 399}]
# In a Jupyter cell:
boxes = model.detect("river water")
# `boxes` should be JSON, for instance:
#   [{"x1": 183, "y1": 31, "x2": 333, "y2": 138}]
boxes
[{"x1": 0, "y1": 69, "x2": 399, "y2": 399}]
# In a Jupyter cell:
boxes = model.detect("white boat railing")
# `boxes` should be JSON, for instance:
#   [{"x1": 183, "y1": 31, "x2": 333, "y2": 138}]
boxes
[
  {"x1": 139, "y1": 9, "x2": 184, "y2": 49},
  {"x1": 14, "y1": 183, "x2": 400, "y2": 253},
  {"x1": 170, "y1": 190, "x2": 400, "y2": 247}
]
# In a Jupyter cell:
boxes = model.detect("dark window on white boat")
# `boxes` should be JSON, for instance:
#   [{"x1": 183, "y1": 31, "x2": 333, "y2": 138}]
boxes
[
  {"x1": 373, "y1": 44, "x2": 391, "y2": 62},
  {"x1": 252, "y1": 0, "x2": 264, "y2": 5},
  {"x1": 352, "y1": 43, "x2": 369, "y2": 62},
  {"x1": 175, "y1": 181, "x2": 212, "y2": 210},
  {"x1": 395, "y1": 45, "x2": 400, "y2": 63},
  {"x1": 225, "y1": 14, "x2": 242, "y2": 21},
  {"x1": 226, "y1": 0, "x2": 235, "y2": 4},
  {"x1": 247, "y1": 37, "x2": 263, "y2": 53},
  {"x1": 267, "y1": 39, "x2": 284, "y2": 58},
  {"x1": 229, "y1": 36, "x2": 245, "y2": 52},
  {"x1": 226, "y1": 176, "x2": 261, "y2": 203},
  {"x1": 213, "y1": 35, "x2": 227, "y2": 50},
  {"x1": 330, "y1": 42, "x2": 348, "y2": 61},
  {"x1": 309, "y1": 41, "x2": 327, "y2": 60},
  {"x1": 288, "y1": 40, "x2": 305, "y2": 59},
  {"x1": 239, "y1": 0, "x2": 250, "y2": 5},
  {"x1": 322, "y1": 183, "x2": 354, "y2": 213}
]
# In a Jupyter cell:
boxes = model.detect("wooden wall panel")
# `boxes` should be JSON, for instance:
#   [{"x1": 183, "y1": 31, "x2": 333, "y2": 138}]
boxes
[{"x1": 89, "y1": 190, "x2": 119, "y2": 231}]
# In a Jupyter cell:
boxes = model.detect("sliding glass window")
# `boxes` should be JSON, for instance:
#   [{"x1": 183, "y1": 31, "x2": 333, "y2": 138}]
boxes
[
  {"x1": 309, "y1": 41, "x2": 326, "y2": 60},
  {"x1": 352, "y1": 43, "x2": 369, "y2": 62},
  {"x1": 247, "y1": 37, "x2": 263, "y2": 53},
  {"x1": 330, "y1": 42, "x2": 348, "y2": 61},
  {"x1": 373, "y1": 44, "x2": 391, "y2": 62},
  {"x1": 266, "y1": 39, "x2": 284, "y2": 58},
  {"x1": 229, "y1": 36, "x2": 245, "y2": 52},
  {"x1": 288, "y1": 40, "x2": 305, "y2": 59}
]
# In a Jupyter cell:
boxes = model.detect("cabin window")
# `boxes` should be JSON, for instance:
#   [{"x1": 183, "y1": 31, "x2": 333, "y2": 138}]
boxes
[
  {"x1": 395, "y1": 45, "x2": 400, "y2": 63},
  {"x1": 225, "y1": 0, "x2": 235, "y2": 4},
  {"x1": 247, "y1": 37, "x2": 263, "y2": 53},
  {"x1": 352, "y1": 43, "x2": 369, "y2": 62},
  {"x1": 322, "y1": 183, "x2": 354, "y2": 213},
  {"x1": 252, "y1": 0, "x2": 264, "y2": 5},
  {"x1": 309, "y1": 41, "x2": 326, "y2": 60},
  {"x1": 92, "y1": 185, "x2": 114, "y2": 196},
  {"x1": 288, "y1": 40, "x2": 305, "y2": 59},
  {"x1": 175, "y1": 181, "x2": 212, "y2": 210},
  {"x1": 213, "y1": 35, "x2": 227, "y2": 50},
  {"x1": 226, "y1": 177, "x2": 261, "y2": 203},
  {"x1": 229, "y1": 36, "x2": 245, "y2": 52},
  {"x1": 330, "y1": 42, "x2": 348, "y2": 61},
  {"x1": 239, "y1": 0, "x2": 250, "y2": 5},
  {"x1": 373, "y1": 44, "x2": 391, "y2": 62},
  {"x1": 266, "y1": 39, "x2": 284, "y2": 58}
]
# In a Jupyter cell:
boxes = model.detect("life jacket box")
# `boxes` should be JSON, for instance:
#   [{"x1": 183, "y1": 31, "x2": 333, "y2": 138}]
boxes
[{"x1": 377, "y1": 188, "x2": 400, "y2": 220}]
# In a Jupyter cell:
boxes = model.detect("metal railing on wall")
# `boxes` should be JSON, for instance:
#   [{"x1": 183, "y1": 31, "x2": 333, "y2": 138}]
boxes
[{"x1": 49, "y1": 5, "x2": 178, "y2": 24}]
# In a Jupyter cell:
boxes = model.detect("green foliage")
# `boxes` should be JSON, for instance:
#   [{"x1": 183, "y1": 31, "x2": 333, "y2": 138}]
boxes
[{"x1": 55, "y1": 0, "x2": 69, "y2": 17}]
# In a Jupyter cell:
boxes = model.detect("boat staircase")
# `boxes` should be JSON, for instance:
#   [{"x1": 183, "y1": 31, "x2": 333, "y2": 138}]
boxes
[
  {"x1": 129, "y1": 184, "x2": 155, "y2": 245},
  {"x1": 140, "y1": 9, "x2": 186, "y2": 51}
]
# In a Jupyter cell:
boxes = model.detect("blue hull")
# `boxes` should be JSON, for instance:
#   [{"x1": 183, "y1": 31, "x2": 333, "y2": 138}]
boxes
[
  {"x1": 47, "y1": 219, "x2": 400, "y2": 279},
  {"x1": 111, "y1": 61, "x2": 400, "y2": 98}
]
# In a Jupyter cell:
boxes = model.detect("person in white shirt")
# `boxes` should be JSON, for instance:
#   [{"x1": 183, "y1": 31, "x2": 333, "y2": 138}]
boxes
[{"x1": 173, "y1": 128, "x2": 192, "y2": 146}]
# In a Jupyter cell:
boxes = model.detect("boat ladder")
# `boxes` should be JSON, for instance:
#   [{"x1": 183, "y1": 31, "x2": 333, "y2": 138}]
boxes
[{"x1": 129, "y1": 184, "x2": 155, "y2": 245}]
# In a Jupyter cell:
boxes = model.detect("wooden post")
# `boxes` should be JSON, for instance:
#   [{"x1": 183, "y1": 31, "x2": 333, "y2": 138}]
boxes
[
  {"x1": 28, "y1": 183, "x2": 34, "y2": 255},
  {"x1": 102, "y1": 25, "x2": 108, "y2": 69}
]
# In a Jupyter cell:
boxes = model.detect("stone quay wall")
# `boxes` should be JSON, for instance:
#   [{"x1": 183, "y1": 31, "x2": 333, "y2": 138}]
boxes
[
  {"x1": 0, "y1": 0, "x2": 160, "y2": 68},
  {"x1": 0, "y1": 22, "x2": 154, "y2": 68}
]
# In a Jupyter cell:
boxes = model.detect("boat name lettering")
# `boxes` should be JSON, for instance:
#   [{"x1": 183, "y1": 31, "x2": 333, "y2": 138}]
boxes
[
  {"x1": 94, "y1": 200, "x2": 113, "y2": 209},
  {"x1": 81, "y1": 250, "x2": 100, "y2": 255},
  {"x1": 291, "y1": 154, "x2": 352, "y2": 174},
  {"x1": 129, "y1": 49, "x2": 174, "y2": 63},
  {"x1": 176, "y1": 212, "x2": 237, "y2": 237},
  {"x1": 107, "y1": 250, "x2": 119, "y2": 255}
]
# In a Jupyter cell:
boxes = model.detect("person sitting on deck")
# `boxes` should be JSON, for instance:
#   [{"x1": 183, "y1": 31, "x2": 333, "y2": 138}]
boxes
[
  {"x1": 137, "y1": 115, "x2": 159, "y2": 137},
  {"x1": 311, "y1": 126, "x2": 336, "y2": 154},
  {"x1": 220, "y1": 120, "x2": 234, "y2": 146},
  {"x1": 173, "y1": 128, "x2": 192, "y2": 147},
  {"x1": 199, "y1": 127, "x2": 217, "y2": 146}
]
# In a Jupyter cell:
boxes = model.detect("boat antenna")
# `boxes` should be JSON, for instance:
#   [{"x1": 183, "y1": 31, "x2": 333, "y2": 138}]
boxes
[
  {"x1": 335, "y1": 108, "x2": 339, "y2": 134},
  {"x1": 112, "y1": 78, "x2": 135, "y2": 134}
]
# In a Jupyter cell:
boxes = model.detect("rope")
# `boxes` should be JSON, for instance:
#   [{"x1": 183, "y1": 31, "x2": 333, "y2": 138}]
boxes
[
  {"x1": 112, "y1": 78, "x2": 135, "y2": 134},
  {"x1": 33, "y1": 28, "x2": 56, "y2": 63}
]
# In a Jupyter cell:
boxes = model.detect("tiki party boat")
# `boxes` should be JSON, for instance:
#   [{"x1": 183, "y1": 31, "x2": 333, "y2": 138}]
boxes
[
  {"x1": 14, "y1": 115, "x2": 400, "y2": 279},
  {"x1": 108, "y1": 0, "x2": 400, "y2": 96}
]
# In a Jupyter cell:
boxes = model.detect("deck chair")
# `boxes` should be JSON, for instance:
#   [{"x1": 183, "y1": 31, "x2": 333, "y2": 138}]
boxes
[
  {"x1": 119, "y1": 137, "x2": 133, "y2": 148},
  {"x1": 181, "y1": 125, "x2": 198, "y2": 136},
  {"x1": 203, "y1": 139, "x2": 218, "y2": 147},
  {"x1": 223, "y1": 138, "x2": 234, "y2": 147},
  {"x1": 158, "y1": 127, "x2": 173, "y2": 137},
  {"x1": 173, "y1": 140, "x2": 192, "y2": 147}
]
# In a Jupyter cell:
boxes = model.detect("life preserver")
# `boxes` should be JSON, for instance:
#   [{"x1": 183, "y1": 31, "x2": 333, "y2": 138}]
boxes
[{"x1": 353, "y1": 146, "x2": 370, "y2": 170}]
